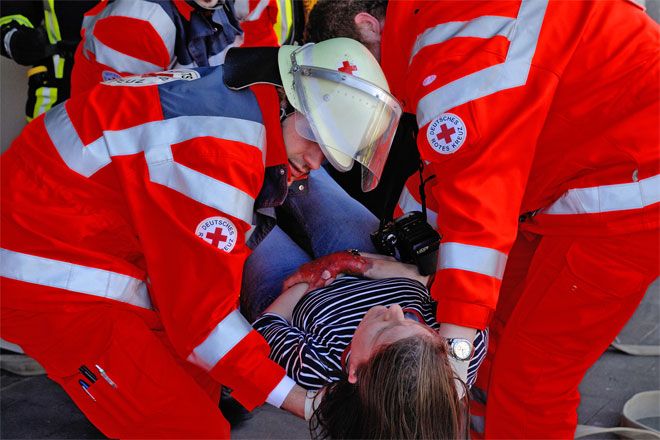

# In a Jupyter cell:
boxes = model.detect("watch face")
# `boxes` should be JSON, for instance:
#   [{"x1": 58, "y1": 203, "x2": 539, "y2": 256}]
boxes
[{"x1": 451, "y1": 339, "x2": 473, "y2": 361}]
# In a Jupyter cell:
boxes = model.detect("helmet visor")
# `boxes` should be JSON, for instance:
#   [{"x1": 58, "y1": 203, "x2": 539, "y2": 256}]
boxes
[{"x1": 291, "y1": 47, "x2": 402, "y2": 192}]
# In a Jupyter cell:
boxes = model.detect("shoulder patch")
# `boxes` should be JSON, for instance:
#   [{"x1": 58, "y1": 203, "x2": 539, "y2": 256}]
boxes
[
  {"x1": 195, "y1": 216, "x2": 238, "y2": 253},
  {"x1": 103, "y1": 69, "x2": 200, "y2": 87},
  {"x1": 426, "y1": 113, "x2": 467, "y2": 155}
]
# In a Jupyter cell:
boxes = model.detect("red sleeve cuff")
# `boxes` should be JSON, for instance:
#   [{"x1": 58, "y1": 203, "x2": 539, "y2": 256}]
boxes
[
  {"x1": 210, "y1": 330, "x2": 286, "y2": 410},
  {"x1": 434, "y1": 297, "x2": 493, "y2": 330},
  {"x1": 431, "y1": 269, "x2": 500, "y2": 330}
]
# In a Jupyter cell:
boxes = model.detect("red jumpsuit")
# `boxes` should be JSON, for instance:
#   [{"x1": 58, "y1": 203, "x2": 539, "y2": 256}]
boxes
[
  {"x1": 384, "y1": 1, "x2": 659, "y2": 437},
  {"x1": 71, "y1": 0, "x2": 278, "y2": 96},
  {"x1": 1, "y1": 67, "x2": 290, "y2": 438}
]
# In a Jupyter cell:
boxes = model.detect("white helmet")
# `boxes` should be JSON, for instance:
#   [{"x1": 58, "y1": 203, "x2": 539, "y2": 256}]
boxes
[{"x1": 278, "y1": 38, "x2": 402, "y2": 192}]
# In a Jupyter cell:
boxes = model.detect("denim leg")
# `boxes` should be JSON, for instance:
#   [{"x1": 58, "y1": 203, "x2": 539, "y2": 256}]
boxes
[
  {"x1": 282, "y1": 167, "x2": 380, "y2": 258},
  {"x1": 240, "y1": 225, "x2": 312, "y2": 321}
]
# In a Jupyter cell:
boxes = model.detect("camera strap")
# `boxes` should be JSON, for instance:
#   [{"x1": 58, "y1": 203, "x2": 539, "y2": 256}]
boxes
[
  {"x1": 376, "y1": 159, "x2": 437, "y2": 234},
  {"x1": 417, "y1": 160, "x2": 436, "y2": 222}
]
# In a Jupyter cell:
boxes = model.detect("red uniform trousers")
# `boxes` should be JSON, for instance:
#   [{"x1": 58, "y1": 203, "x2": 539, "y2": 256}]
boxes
[
  {"x1": 1, "y1": 281, "x2": 230, "y2": 439},
  {"x1": 472, "y1": 228, "x2": 659, "y2": 438}
]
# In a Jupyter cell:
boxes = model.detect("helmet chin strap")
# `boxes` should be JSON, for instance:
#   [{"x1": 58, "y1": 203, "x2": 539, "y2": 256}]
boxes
[{"x1": 224, "y1": 47, "x2": 283, "y2": 90}]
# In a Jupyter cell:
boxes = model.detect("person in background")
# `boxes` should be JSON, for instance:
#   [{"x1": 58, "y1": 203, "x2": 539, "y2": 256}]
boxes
[
  {"x1": 70, "y1": 0, "x2": 285, "y2": 96},
  {"x1": 255, "y1": 250, "x2": 488, "y2": 438},
  {"x1": 1, "y1": 38, "x2": 401, "y2": 437},
  {"x1": 0, "y1": 0, "x2": 97, "y2": 121},
  {"x1": 304, "y1": 1, "x2": 660, "y2": 437}
]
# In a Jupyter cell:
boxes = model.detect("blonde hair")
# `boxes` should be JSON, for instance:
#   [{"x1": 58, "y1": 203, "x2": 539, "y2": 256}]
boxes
[{"x1": 310, "y1": 335, "x2": 466, "y2": 439}]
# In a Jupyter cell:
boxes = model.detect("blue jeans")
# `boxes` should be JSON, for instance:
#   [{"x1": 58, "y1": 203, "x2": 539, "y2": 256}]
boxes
[{"x1": 240, "y1": 167, "x2": 379, "y2": 321}]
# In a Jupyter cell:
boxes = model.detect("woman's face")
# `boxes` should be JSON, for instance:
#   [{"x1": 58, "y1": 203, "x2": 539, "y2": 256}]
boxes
[{"x1": 348, "y1": 304, "x2": 437, "y2": 383}]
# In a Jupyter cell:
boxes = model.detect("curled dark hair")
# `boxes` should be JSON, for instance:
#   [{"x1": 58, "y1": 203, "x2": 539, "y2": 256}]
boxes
[
  {"x1": 305, "y1": 0, "x2": 388, "y2": 44},
  {"x1": 309, "y1": 335, "x2": 466, "y2": 439}
]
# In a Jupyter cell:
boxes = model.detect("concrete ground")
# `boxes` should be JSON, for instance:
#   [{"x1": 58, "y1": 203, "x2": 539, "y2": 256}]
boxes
[{"x1": 1, "y1": 280, "x2": 658, "y2": 439}]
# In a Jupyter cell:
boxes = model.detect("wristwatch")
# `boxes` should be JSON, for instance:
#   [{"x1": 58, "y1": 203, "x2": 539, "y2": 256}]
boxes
[{"x1": 446, "y1": 338, "x2": 474, "y2": 361}]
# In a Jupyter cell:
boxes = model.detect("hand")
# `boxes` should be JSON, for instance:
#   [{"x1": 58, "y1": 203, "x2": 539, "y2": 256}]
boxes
[
  {"x1": 7, "y1": 26, "x2": 57, "y2": 65},
  {"x1": 282, "y1": 251, "x2": 372, "y2": 293}
]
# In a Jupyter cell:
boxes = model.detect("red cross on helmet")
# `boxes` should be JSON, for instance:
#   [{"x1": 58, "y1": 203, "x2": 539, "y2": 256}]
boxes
[{"x1": 278, "y1": 38, "x2": 402, "y2": 192}]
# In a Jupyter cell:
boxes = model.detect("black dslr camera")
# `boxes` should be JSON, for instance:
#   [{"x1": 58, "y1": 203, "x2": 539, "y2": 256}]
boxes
[{"x1": 371, "y1": 211, "x2": 441, "y2": 276}]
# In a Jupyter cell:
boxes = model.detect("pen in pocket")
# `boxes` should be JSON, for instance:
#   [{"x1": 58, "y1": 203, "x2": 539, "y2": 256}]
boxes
[
  {"x1": 95, "y1": 364, "x2": 117, "y2": 388},
  {"x1": 79, "y1": 365, "x2": 97, "y2": 383},
  {"x1": 79, "y1": 379, "x2": 96, "y2": 402}
]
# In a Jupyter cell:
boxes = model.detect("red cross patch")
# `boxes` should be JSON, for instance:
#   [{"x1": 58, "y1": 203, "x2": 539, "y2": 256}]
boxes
[
  {"x1": 195, "y1": 216, "x2": 238, "y2": 253},
  {"x1": 426, "y1": 113, "x2": 467, "y2": 155},
  {"x1": 338, "y1": 60, "x2": 358, "y2": 75}
]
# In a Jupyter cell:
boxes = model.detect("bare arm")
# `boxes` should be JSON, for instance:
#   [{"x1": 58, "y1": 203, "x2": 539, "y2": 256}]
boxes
[
  {"x1": 280, "y1": 384, "x2": 307, "y2": 419},
  {"x1": 267, "y1": 253, "x2": 429, "y2": 320},
  {"x1": 359, "y1": 252, "x2": 429, "y2": 286},
  {"x1": 262, "y1": 283, "x2": 309, "y2": 321}
]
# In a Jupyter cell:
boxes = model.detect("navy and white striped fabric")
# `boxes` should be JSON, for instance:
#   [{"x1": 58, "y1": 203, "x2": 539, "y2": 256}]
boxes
[{"x1": 253, "y1": 276, "x2": 488, "y2": 390}]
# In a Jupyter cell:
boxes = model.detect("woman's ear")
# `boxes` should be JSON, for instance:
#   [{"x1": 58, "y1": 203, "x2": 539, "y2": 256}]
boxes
[
  {"x1": 354, "y1": 12, "x2": 382, "y2": 45},
  {"x1": 348, "y1": 362, "x2": 358, "y2": 384}
]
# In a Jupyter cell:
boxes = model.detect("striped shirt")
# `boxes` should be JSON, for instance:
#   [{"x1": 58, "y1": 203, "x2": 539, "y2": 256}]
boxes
[{"x1": 253, "y1": 276, "x2": 488, "y2": 390}]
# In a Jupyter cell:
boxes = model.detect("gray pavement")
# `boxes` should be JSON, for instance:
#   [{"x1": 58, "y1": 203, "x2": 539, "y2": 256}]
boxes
[{"x1": 1, "y1": 280, "x2": 658, "y2": 439}]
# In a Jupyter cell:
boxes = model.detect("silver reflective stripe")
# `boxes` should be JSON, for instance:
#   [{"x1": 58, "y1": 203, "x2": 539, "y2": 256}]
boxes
[
  {"x1": 45, "y1": 104, "x2": 111, "y2": 177},
  {"x1": 244, "y1": 0, "x2": 270, "y2": 21},
  {"x1": 411, "y1": 15, "x2": 515, "y2": 62},
  {"x1": 1, "y1": 248, "x2": 152, "y2": 309},
  {"x1": 100, "y1": 116, "x2": 266, "y2": 157},
  {"x1": 439, "y1": 242, "x2": 507, "y2": 280},
  {"x1": 543, "y1": 174, "x2": 660, "y2": 215},
  {"x1": 34, "y1": 87, "x2": 55, "y2": 117},
  {"x1": 83, "y1": 0, "x2": 176, "y2": 72},
  {"x1": 4, "y1": 28, "x2": 17, "y2": 58},
  {"x1": 234, "y1": 0, "x2": 251, "y2": 19},
  {"x1": 397, "y1": 186, "x2": 438, "y2": 228},
  {"x1": 44, "y1": 108, "x2": 265, "y2": 225},
  {"x1": 187, "y1": 309, "x2": 253, "y2": 371},
  {"x1": 146, "y1": 148, "x2": 256, "y2": 225},
  {"x1": 415, "y1": 0, "x2": 548, "y2": 127}
]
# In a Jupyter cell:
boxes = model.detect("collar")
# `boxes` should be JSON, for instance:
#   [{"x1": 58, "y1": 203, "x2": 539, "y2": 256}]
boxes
[
  {"x1": 250, "y1": 84, "x2": 288, "y2": 169},
  {"x1": 174, "y1": 0, "x2": 194, "y2": 21},
  {"x1": 254, "y1": 165, "x2": 288, "y2": 211}
]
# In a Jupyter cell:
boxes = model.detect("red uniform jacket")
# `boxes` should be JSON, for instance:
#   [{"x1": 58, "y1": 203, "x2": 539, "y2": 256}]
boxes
[
  {"x1": 385, "y1": 0, "x2": 659, "y2": 330},
  {"x1": 1, "y1": 66, "x2": 287, "y2": 410}
]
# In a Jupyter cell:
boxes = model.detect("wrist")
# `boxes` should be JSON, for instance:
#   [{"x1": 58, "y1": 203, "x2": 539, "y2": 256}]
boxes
[{"x1": 280, "y1": 384, "x2": 307, "y2": 419}]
